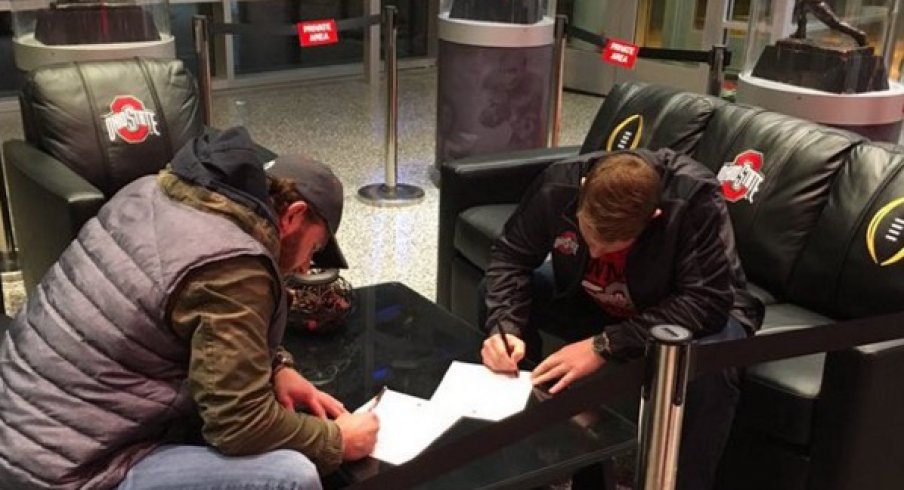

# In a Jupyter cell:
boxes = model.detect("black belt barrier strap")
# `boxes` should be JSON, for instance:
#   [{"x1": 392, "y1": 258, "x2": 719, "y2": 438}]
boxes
[
  {"x1": 565, "y1": 24, "x2": 731, "y2": 67},
  {"x1": 209, "y1": 14, "x2": 382, "y2": 38},
  {"x1": 693, "y1": 310, "x2": 904, "y2": 377},
  {"x1": 565, "y1": 24, "x2": 606, "y2": 49},
  {"x1": 345, "y1": 358, "x2": 645, "y2": 490}
]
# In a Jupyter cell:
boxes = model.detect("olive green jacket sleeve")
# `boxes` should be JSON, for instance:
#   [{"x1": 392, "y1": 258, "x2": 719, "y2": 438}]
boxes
[{"x1": 168, "y1": 255, "x2": 344, "y2": 473}]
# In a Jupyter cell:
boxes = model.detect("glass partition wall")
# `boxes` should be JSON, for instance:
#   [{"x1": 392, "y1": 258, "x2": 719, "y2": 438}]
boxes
[
  {"x1": 559, "y1": 0, "x2": 903, "y2": 96},
  {"x1": 560, "y1": 0, "x2": 729, "y2": 95},
  {"x1": 0, "y1": 0, "x2": 434, "y2": 100}
]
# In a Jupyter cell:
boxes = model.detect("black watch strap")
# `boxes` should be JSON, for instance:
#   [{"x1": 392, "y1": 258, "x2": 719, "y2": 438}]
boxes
[{"x1": 592, "y1": 332, "x2": 613, "y2": 361}]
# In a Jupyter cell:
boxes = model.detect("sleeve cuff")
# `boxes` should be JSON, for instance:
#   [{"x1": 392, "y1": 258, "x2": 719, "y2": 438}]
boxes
[{"x1": 314, "y1": 420, "x2": 345, "y2": 474}]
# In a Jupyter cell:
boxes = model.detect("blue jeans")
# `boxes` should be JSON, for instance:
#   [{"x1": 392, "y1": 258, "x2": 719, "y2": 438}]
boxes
[{"x1": 117, "y1": 445, "x2": 322, "y2": 490}]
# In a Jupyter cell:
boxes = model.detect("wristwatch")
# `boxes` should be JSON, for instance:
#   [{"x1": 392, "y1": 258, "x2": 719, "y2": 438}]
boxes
[
  {"x1": 592, "y1": 332, "x2": 613, "y2": 361},
  {"x1": 272, "y1": 351, "x2": 295, "y2": 373}
]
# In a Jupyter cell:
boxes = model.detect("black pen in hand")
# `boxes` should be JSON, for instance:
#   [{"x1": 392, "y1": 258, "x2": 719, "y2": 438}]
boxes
[
  {"x1": 496, "y1": 330, "x2": 519, "y2": 377},
  {"x1": 368, "y1": 386, "x2": 388, "y2": 412}
]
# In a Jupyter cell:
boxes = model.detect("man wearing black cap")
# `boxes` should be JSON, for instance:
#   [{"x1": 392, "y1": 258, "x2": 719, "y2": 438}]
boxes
[{"x1": 0, "y1": 128, "x2": 378, "y2": 490}]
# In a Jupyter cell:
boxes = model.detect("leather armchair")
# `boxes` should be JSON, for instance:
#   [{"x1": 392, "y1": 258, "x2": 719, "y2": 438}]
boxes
[
  {"x1": 437, "y1": 81, "x2": 904, "y2": 490},
  {"x1": 2, "y1": 57, "x2": 273, "y2": 291}
]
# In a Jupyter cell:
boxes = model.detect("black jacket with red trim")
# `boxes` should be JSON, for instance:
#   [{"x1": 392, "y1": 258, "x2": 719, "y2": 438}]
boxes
[{"x1": 485, "y1": 148, "x2": 764, "y2": 359}]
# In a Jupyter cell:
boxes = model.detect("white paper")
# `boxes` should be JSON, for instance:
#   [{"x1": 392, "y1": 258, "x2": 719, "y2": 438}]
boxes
[
  {"x1": 354, "y1": 389, "x2": 460, "y2": 465},
  {"x1": 429, "y1": 360, "x2": 533, "y2": 422}
]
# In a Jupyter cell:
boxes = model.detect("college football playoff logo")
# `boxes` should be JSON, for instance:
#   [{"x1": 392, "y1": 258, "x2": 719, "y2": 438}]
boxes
[
  {"x1": 717, "y1": 149, "x2": 766, "y2": 203},
  {"x1": 866, "y1": 197, "x2": 904, "y2": 267},
  {"x1": 102, "y1": 95, "x2": 160, "y2": 144},
  {"x1": 606, "y1": 114, "x2": 643, "y2": 151}
]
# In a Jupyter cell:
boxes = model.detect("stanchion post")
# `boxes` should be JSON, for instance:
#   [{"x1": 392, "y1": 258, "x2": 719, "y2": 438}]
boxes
[
  {"x1": 384, "y1": 4, "x2": 398, "y2": 189},
  {"x1": 634, "y1": 338, "x2": 656, "y2": 487},
  {"x1": 707, "y1": 44, "x2": 727, "y2": 98},
  {"x1": 635, "y1": 325, "x2": 693, "y2": 490},
  {"x1": 192, "y1": 15, "x2": 213, "y2": 126},
  {"x1": 356, "y1": 5, "x2": 425, "y2": 207},
  {"x1": 547, "y1": 14, "x2": 567, "y2": 148}
]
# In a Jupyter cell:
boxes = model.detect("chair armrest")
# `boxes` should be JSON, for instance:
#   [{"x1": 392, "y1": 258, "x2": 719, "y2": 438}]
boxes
[
  {"x1": 809, "y1": 332, "x2": 904, "y2": 490},
  {"x1": 436, "y1": 145, "x2": 579, "y2": 308},
  {"x1": 2, "y1": 140, "x2": 105, "y2": 291}
]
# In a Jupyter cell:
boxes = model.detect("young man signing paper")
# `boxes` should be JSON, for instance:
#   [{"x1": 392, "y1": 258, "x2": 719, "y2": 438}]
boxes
[{"x1": 479, "y1": 149, "x2": 763, "y2": 490}]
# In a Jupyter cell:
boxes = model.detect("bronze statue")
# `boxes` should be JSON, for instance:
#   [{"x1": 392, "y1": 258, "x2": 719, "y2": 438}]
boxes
[{"x1": 791, "y1": 0, "x2": 868, "y2": 46}]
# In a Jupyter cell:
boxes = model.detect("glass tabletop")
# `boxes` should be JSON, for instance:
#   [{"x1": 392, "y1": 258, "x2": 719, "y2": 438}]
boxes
[{"x1": 282, "y1": 282, "x2": 637, "y2": 489}]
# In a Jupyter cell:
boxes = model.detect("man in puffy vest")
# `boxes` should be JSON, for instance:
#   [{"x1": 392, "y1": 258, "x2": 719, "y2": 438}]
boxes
[{"x1": 0, "y1": 127, "x2": 378, "y2": 490}]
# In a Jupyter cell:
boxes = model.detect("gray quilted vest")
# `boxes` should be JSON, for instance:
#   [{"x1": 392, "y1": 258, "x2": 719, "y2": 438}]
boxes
[{"x1": 0, "y1": 176, "x2": 287, "y2": 489}]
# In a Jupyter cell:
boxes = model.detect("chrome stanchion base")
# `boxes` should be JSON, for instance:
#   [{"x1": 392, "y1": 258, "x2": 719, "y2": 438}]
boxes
[{"x1": 357, "y1": 183, "x2": 425, "y2": 207}]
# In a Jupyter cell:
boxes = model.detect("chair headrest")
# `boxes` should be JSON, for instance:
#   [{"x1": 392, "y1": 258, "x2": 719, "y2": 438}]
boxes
[{"x1": 19, "y1": 57, "x2": 205, "y2": 196}]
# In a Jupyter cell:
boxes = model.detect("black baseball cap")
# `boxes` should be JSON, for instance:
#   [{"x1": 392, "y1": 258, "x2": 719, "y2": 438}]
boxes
[{"x1": 267, "y1": 155, "x2": 348, "y2": 269}]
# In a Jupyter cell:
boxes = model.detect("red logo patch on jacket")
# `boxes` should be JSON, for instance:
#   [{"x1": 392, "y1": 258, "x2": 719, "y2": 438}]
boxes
[
  {"x1": 554, "y1": 231, "x2": 579, "y2": 255},
  {"x1": 717, "y1": 149, "x2": 765, "y2": 203},
  {"x1": 102, "y1": 95, "x2": 161, "y2": 144}
]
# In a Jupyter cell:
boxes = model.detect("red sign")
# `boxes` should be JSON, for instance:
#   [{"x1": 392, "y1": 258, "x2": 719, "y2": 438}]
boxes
[
  {"x1": 297, "y1": 19, "x2": 338, "y2": 47},
  {"x1": 602, "y1": 38, "x2": 639, "y2": 69}
]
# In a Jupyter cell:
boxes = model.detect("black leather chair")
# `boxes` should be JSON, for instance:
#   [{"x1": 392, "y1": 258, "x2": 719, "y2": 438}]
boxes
[
  {"x1": 436, "y1": 82, "x2": 724, "y2": 326},
  {"x1": 1, "y1": 57, "x2": 271, "y2": 292},
  {"x1": 437, "y1": 81, "x2": 904, "y2": 490}
]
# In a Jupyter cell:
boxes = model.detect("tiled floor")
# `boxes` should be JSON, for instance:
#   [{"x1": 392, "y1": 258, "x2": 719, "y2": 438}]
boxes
[
  {"x1": 208, "y1": 67, "x2": 602, "y2": 301},
  {"x1": 0, "y1": 66, "x2": 603, "y2": 308}
]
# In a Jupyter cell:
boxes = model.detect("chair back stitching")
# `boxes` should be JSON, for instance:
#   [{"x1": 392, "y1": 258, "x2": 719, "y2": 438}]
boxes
[
  {"x1": 136, "y1": 57, "x2": 174, "y2": 158},
  {"x1": 74, "y1": 60, "x2": 114, "y2": 194}
]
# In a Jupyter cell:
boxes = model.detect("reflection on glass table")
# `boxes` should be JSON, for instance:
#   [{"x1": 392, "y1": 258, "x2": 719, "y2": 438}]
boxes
[{"x1": 282, "y1": 282, "x2": 637, "y2": 490}]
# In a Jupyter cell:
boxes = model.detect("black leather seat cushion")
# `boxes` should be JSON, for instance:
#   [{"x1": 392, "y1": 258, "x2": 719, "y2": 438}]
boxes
[
  {"x1": 746, "y1": 281, "x2": 776, "y2": 306},
  {"x1": 454, "y1": 204, "x2": 518, "y2": 271},
  {"x1": 738, "y1": 304, "x2": 834, "y2": 446}
]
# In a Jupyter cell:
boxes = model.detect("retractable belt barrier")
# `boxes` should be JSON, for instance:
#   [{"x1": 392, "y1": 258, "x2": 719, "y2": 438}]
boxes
[
  {"x1": 693, "y1": 309, "x2": 904, "y2": 375},
  {"x1": 565, "y1": 24, "x2": 733, "y2": 68},
  {"x1": 192, "y1": 7, "x2": 424, "y2": 208},
  {"x1": 546, "y1": 20, "x2": 729, "y2": 146},
  {"x1": 345, "y1": 309, "x2": 904, "y2": 490},
  {"x1": 563, "y1": 23, "x2": 730, "y2": 98},
  {"x1": 207, "y1": 15, "x2": 382, "y2": 38}
]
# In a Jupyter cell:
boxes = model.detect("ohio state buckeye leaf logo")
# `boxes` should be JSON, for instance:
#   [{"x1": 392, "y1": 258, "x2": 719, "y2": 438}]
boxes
[
  {"x1": 717, "y1": 149, "x2": 766, "y2": 203},
  {"x1": 102, "y1": 95, "x2": 161, "y2": 144}
]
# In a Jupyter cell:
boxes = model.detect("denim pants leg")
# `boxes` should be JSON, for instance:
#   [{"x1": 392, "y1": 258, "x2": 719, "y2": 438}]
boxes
[
  {"x1": 676, "y1": 318, "x2": 746, "y2": 490},
  {"x1": 117, "y1": 445, "x2": 323, "y2": 490}
]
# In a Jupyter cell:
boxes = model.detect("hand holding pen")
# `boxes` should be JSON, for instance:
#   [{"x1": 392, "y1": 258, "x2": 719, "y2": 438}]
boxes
[
  {"x1": 368, "y1": 385, "x2": 388, "y2": 412},
  {"x1": 480, "y1": 328, "x2": 525, "y2": 375}
]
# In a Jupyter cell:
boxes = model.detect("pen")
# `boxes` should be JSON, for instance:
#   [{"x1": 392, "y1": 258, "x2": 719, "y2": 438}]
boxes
[
  {"x1": 498, "y1": 330, "x2": 514, "y2": 357},
  {"x1": 369, "y1": 386, "x2": 388, "y2": 412},
  {"x1": 497, "y1": 330, "x2": 519, "y2": 377}
]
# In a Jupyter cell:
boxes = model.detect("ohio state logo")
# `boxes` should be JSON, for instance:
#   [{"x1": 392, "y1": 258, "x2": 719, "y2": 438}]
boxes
[
  {"x1": 717, "y1": 149, "x2": 766, "y2": 203},
  {"x1": 102, "y1": 95, "x2": 160, "y2": 144},
  {"x1": 554, "y1": 231, "x2": 579, "y2": 255}
]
